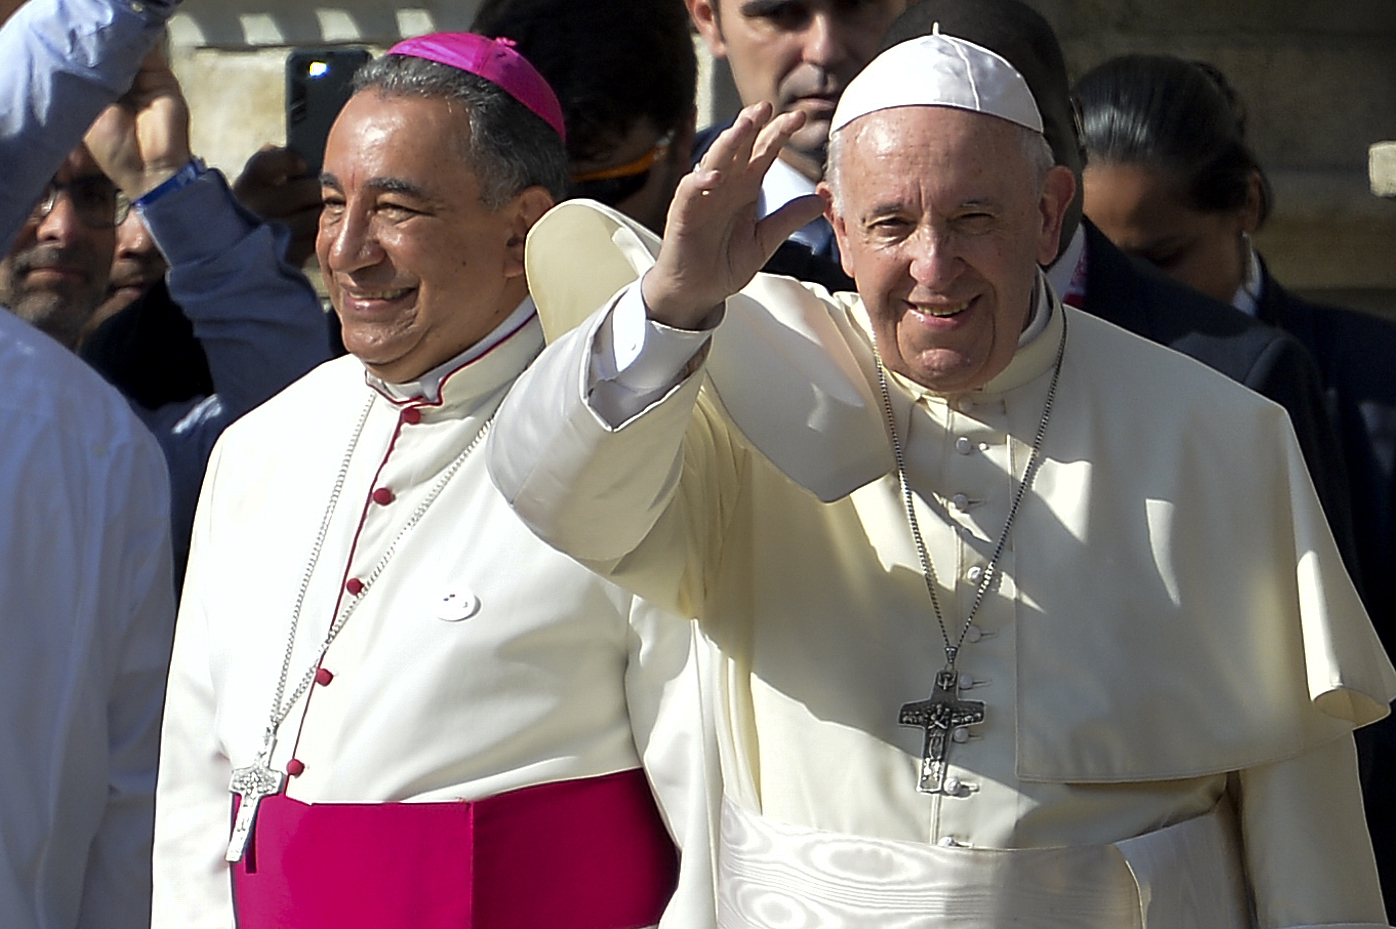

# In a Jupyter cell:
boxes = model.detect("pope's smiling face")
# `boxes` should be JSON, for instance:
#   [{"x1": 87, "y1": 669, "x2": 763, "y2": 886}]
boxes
[
  {"x1": 826, "y1": 105, "x2": 1072, "y2": 393},
  {"x1": 317, "y1": 91, "x2": 533, "y2": 384}
]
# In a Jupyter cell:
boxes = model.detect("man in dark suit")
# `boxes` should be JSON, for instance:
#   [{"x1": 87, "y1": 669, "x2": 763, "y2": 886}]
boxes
[{"x1": 687, "y1": 0, "x2": 907, "y2": 292}]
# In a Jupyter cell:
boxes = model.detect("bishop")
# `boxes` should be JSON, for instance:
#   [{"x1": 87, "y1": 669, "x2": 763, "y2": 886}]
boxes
[{"x1": 152, "y1": 33, "x2": 713, "y2": 929}]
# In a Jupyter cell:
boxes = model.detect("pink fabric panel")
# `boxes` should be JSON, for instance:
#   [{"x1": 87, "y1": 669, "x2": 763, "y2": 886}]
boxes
[
  {"x1": 470, "y1": 769, "x2": 680, "y2": 928},
  {"x1": 232, "y1": 768, "x2": 678, "y2": 929}
]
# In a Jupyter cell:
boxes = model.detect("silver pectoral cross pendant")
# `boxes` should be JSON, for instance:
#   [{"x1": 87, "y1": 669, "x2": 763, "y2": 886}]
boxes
[
  {"x1": 226, "y1": 733, "x2": 285, "y2": 862},
  {"x1": 899, "y1": 668, "x2": 985, "y2": 793}
]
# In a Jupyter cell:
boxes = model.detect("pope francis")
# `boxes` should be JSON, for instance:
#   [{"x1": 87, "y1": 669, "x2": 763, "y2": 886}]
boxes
[{"x1": 489, "y1": 32, "x2": 1396, "y2": 928}]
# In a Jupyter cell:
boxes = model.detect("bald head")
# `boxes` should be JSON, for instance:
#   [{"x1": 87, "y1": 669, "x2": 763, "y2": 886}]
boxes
[{"x1": 883, "y1": 0, "x2": 1082, "y2": 255}]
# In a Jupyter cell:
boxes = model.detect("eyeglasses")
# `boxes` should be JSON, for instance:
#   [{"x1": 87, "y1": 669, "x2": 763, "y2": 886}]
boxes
[
  {"x1": 30, "y1": 177, "x2": 131, "y2": 230},
  {"x1": 569, "y1": 131, "x2": 675, "y2": 207}
]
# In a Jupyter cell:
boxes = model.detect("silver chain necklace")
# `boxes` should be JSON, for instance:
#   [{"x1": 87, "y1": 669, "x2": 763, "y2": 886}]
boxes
[
  {"x1": 225, "y1": 392, "x2": 495, "y2": 861},
  {"x1": 878, "y1": 303, "x2": 1067, "y2": 793}
]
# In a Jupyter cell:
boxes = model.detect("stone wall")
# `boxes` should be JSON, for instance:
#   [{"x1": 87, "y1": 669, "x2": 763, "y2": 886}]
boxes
[
  {"x1": 168, "y1": 0, "x2": 1396, "y2": 315},
  {"x1": 170, "y1": 0, "x2": 728, "y2": 178},
  {"x1": 1034, "y1": 0, "x2": 1396, "y2": 315}
]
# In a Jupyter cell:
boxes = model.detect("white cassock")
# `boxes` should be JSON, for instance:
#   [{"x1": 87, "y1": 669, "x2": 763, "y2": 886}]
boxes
[
  {"x1": 153, "y1": 302, "x2": 717, "y2": 929},
  {"x1": 488, "y1": 202, "x2": 1396, "y2": 928}
]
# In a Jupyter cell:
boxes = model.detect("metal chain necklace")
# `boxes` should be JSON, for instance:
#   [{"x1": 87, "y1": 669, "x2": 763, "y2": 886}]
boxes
[
  {"x1": 878, "y1": 305, "x2": 1067, "y2": 794},
  {"x1": 226, "y1": 392, "x2": 496, "y2": 861}
]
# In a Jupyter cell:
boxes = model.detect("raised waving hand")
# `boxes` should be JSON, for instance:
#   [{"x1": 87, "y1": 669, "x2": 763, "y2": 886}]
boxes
[{"x1": 640, "y1": 102, "x2": 827, "y2": 329}]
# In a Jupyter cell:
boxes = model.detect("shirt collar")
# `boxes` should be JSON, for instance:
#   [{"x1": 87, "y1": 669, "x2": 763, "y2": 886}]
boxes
[
  {"x1": 759, "y1": 156, "x2": 832, "y2": 253},
  {"x1": 1046, "y1": 225, "x2": 1087, "y2": 307},
  {"x1": 1231, "y1": 239, "x2": 1263, "y2": 317}
]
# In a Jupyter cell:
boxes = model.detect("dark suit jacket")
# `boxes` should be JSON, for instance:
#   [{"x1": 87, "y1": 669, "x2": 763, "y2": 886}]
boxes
[
  {"x1": 80, "y1": 278, "x2": 214, "y2": 409},
  {"x1": 692, "y1": 123, "x2": 854, "y2": 293},
  {"x1": 1077, "y1": 220, "x2": 1359, "y2": 584}
]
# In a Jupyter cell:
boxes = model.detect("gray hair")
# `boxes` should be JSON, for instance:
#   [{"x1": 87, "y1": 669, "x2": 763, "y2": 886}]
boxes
[
  {"x1": 352, "y1": 53, "x2": 570, "y2": 209},
  {"x1": 825, "y1": 113, "x2": 1055, "y2": 216}
]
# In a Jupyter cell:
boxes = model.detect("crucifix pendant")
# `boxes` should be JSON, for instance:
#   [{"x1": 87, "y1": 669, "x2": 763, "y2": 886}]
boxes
[
  {"x1": 226, "y1": 732, "x2": 285, "y2": 862},
  {"x1": 899, "y1": 667, "x2": 985, "y2": 794}
]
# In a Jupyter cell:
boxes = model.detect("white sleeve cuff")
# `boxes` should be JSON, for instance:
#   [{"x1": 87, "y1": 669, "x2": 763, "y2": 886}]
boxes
[
  {"x1": 605, "y1": 282, "x2": 714, "y2": 389},
  {"x1": 587, "y1": 283, "x2": 716, "y2": 426}
]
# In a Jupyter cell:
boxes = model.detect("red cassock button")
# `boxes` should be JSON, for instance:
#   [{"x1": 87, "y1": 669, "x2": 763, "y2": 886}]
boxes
[
  {"x1": 371, "y1": 487, "x2": 395, "y2": 506},
  {"x1": 345, "y1": 578, "x2": 365, "y2": 596},
  {"x1": 401, "y1": 407, "x2": 422, "y2": 425},
  {"x1": 315, "y1": 667, "x2": 334, "y2": 686},
  {"x1": 286, "y1": 759, "x2": 306, "y2": 777}
]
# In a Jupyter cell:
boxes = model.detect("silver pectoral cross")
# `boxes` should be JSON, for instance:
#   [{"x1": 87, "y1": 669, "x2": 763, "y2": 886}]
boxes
[
  {"x1": 899, "y1": 668, "x2": 985, "y2": 793},
  {"x1": 226, "y1": 733, "x2": 285, "y2": 862}
]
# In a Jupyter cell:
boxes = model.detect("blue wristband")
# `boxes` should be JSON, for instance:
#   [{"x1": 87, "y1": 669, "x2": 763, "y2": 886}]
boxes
[{"x1": 134, "y1": 157, "x2": 206, "y2": 209}]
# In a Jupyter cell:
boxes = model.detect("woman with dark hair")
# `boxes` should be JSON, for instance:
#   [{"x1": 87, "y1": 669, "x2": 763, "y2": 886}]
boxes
[
  {"x1": 1076, "y1": 52, "x2": 1396, "y2": 917},
  {"x1": 1075, "y1": 54, "x2": 1270, "y2": 308},
  {"x1": 1075, "y1": 54, "x2": 1396, "y2": 630}
]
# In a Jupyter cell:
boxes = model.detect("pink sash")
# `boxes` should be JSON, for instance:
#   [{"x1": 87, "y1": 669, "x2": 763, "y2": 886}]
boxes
[{"x1": 232, "y1": 768, "x2": 679, "y2": 929}]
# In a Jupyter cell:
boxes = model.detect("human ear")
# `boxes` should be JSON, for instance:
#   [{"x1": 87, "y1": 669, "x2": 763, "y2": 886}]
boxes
[
  {"x1": 1240, "y1": 170, "x2": 1265, "y2": 235},
  {"x1": 818, "y1": 182, "x2": 857, "y2": 279},
  {"x1": 504, "y1": 186, "x2": 555, "y2": 280},
  {"x1": 686, "y1": 0, "x2": 728, "y2": 58},
  {"x1": 1037, "y1": 165, "x2": 1078, "y2": 266}
]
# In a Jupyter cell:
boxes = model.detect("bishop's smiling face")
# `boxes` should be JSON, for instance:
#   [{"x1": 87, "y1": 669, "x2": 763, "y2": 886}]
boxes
[
  {"x1": 826, "y1": 105, "x2": 1071, "y2": 393},
  {"x1": 317, "y1": 90, "x2": 531, "y2": 384}
]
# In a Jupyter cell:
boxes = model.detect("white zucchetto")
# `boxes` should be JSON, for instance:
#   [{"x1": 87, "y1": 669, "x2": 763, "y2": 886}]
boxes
[{"x1": 831, "y1": 26, "x2": 1043, "y2": 136}]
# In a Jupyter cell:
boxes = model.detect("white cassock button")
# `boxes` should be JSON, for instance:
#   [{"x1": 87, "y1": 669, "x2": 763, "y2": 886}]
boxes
[
  {"x1": 958, "y1": 672, "x2": 975, "y2": 688},
  {"x1": 944, "y1": 776, "x2": 962, "y2": 794},
  {"x1": 436, "y1": 589, "x2": 480, "y2": 622},
  {"x1": 952, "y1": 727, "x2": 970, "y2": 743},
  {"x1": 955, "y1": 436, "x2": 973, "y2": 455},
  {"x1": 965, "y1": 625, "x2": 983, "y2": 643},
  {"x1": 937, "y1": 836, "x2": 959, "y2": 847},
  {"x1": 966, "y1": 565, "x2": 984, "y2": 584},
  {"x1": 957, "y1": 396, "x2": 975, "y2": 413},
  {"x1": 951, "y1": 493, "x2": 970, "y2": 511}
]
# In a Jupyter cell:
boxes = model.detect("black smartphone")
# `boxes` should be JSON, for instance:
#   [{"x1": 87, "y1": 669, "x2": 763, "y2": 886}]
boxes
[{"x1": 285, "y1": 47, "x2": 372, "y2": 175}]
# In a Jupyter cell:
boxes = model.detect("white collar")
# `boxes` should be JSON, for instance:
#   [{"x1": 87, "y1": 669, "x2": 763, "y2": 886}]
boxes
[
  {"x1": 1017, "y1": 274, "x2": 1051, "y2": 348},
  {"x1": 371, "y1": 296, "x2": 537, "y2": 403},
  {"x1": 759, "y1": 156, "x2": 832, "y2": 252},
  {"x1": 1230, "y1": 240, "x2": 1263, "y2": 317},
  {"x1": 1046, "y1": 225, "x2": 1086, "y2": 303}
]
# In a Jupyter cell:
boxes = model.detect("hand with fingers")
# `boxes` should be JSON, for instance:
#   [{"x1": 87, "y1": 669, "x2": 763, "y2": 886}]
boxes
[
  {"x1": 234, "y1": 145, "x2": 323, "y2": 266},
  {"x1": 640, "y1": 102, "x2": 827, "y2": 330},
  {"x1": 84, "y1": 48, "x2": 192, "y2": 199}
]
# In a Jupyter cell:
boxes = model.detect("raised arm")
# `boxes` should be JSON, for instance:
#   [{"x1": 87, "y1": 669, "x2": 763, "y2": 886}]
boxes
[
  {"x1": 85, "y1": 53, "x2": 329, "y2": 423},
  {"x1": 85, "y1": 53, "x2": 331, "y2": 570},
  {"x1": 490, "y1": 108, "x2": 827, "y2": 616},
  {"x1": 0, "y1": 0, "x2": 176, "y2": 251}
]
